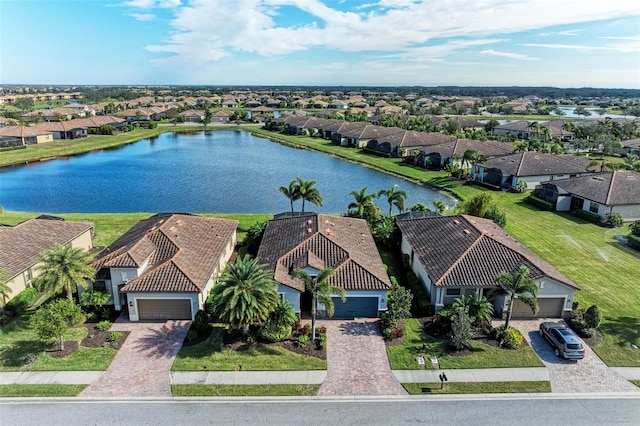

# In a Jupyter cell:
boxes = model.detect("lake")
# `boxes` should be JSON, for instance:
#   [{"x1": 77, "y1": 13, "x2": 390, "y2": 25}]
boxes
[{"x1": 0, "y1": 131, "x2": 455, "y2": 214}]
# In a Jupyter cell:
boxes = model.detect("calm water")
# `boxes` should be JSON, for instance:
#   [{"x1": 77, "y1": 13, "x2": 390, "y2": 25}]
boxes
[{"x1": 0, "y1": 131, "x2": 454, "y2": 214}]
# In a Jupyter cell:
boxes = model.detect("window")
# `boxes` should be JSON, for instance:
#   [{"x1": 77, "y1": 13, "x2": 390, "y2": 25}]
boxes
[
  {"x1": 278, "y1": 292, "x2": 285, "y2": 301},
  {"x1": 23, "y1": 268, "x2": 32, "y2": 284},
  {"x1": 94, "y1": 281, "x2": 106, "y2": 291},
  {"x1": 446, "y1": 288, "x2": 461, "y2": 296},
  {"x1": 120, "y1": 272, "x2": 128, "y2": 281},
  {"x1": 589, "y1": 201, "x2": 599, "y2": 214}
]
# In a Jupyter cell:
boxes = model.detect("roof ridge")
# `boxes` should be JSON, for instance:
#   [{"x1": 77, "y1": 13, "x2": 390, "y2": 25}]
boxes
[
  {"x1": 605, "y1": 171, "x2": 617, "y2": 205},
  {"x1": 515, "y1": 152, "x2": 526, "y2": 176}
]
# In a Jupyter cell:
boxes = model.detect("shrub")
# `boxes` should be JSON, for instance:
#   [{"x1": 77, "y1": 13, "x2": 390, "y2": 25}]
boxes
[
  {"x1": 525, "y1": 195, "x2": 554, "y2": 211},
  {"x1": 514, "y1": 181, "x2": 528, "y2": 193},
  {"x1": 315, "y1": 325, "x2": 327, "y2": 335},
  {"x1": 628, "y1": 234, "x2": 640, "y2": 251},
  {"x1": 568, "y1": 307, "x2": 593, "y2": 338},
  {"x1": 296, "y1": 334, "x2": 309, "y2": 347},
  {"x1": 49, "y1": 298, "x2": 84, "y2": 326},
  {"x1": 501, "y1": 327, "x2": 524, "y2": 349},
  {"x1": 484, "y1": 204, "x2": 507, "y2": 228},
  {"x1": 4, "y1": 287, "x2": 37, "y2": 317},
  {"x1": 302, "y1": 323, "x2": 312, "y2": 336},
  {"x1": 601, "y1": 211, "x2": 623, "y2": 228},
  {"x1": 107, "y1": 331, "x2": 123, "y2": 342},
  {"x1": 185, "y1": 330, "x2": 198, "y2": 342},
  {"x1": 96, "y1": 320, "x2": 112, "y2": 332},
  {"x1": 193, "y1": 310, "x2": 210, "y2": 334},
  {"x1": 573, "y1": 209, "x2": 601, "y2": 224},
  {"x1": 491, "y1": 324, "x2": 507, "y2": 340},
  {"x1": 449, "y1": 307, "x2": 473, "y2": 350},
  {"x1": 258, "y1": 324, "x2": 292, "y2": 342},
  {"x1": 316, "y1": 332, "x2": 327, "y2": 350},
  {"x1": 585, "y1": 305, "x2": 602, "y2": 329},
  {"x1": 630, "y1": 220, "x2": 640, "y2": 237}
]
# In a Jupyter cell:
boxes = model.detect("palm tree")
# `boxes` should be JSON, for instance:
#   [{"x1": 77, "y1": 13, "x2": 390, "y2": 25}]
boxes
[
  {"x1": 34, "y1": 244, "x2": 96, "y2": 300},
  {"x1": 622, "y1": 154, "x2": 640, "y2": 172},
  {"x1": 487, "y1": 265, "x2": 538, "y2": 330},
  {"x1": 295, "y1": 178, "x2": 323, "y2": 212},
  {"x1": 210, "y1": 255, "x2": 279, "y2": 333},
  {"x1": 452, "y1": 295, "x2": 494, "y2": 322},
  {"x1": 378, "y1": 184, "x2": 407, "y2": 215},
  {"x1": 292, "y1": 268, "x2": 345, "y2": 341},
  {"x1": 0, "y1": 268, "x2": 11, "y2": 306},
  {"x1": 432, "y1": 200, "x2": 446, "y2": 214},
  {"x1": 279, "y1": 179, "x2": 300, "y2": 212},
  {"x1": 348, "y1": 187, "x2": 379, "y2": 219}
]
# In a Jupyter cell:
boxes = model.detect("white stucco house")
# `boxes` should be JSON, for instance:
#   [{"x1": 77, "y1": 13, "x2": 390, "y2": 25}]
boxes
[
  {"x1": 257, "y1": 212, "x2": 391, "y2": 318},
  {"x1": 88, "y1": 213, "x2": 238, "y2": 321},
  {"x1": 396, "y1": 214, "x2": 579, "y2": 318}
]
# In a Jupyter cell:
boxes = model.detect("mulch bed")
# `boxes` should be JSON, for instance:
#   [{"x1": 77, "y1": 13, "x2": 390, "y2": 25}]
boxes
[
  {"x1": 45, "y1": 324, "x2": 130, "y2": 358},
  {"x1": 581, "y1": 328, "x2": 604, "y2": 346},
  {"x1": 222, "y1": 333, "x2": 326, "y2": 360},
  {"x1": 45, "y1": 341, "x2": 80, "y2": 358}
]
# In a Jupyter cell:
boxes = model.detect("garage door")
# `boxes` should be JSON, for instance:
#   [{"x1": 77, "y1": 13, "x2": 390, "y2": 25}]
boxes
[
  {"x1": 511, "y1": 298, "x2": 564, "y2": 318},
  {"x1": 137, "y1": 299, "x2": 192, "y2": 320},
  {"x1": 331, "y1": 297, "x2": 379, "y2": 319}
]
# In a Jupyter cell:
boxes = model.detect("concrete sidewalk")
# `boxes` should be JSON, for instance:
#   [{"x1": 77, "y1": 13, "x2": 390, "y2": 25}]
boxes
[
  {"x1": 393, "y1": 368, "x2": 549, "y2": 383},
  {"x1": 171, "y1": 371, "x2": 326, "y2": 385},
  {"x1": 0, "y1": 371, "x2": 103, "y2": 385}
]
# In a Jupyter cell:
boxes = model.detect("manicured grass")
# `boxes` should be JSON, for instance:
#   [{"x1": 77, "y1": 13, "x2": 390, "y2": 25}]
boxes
[
  {"x1": 172, "y1": 384, "x2": 320, "y2": 396},
  {"x1": 387, "y1": 319, "x2": 543, "y2": 370},
  {"x1": 631, "y1": 380, "x2": 640, "y2": 388},
  {"x1": 402, "y1": 381, "x2": 551, "y2": 395},
  {"x1": 0, "y1": 311, "x2": 116, "y2": 371},
  {"x1": 0, "y1": 384, "x2": 87, "y2": 397},
  {"x1": 172, "y1": 328, "x2": 327, "y2": 371}
]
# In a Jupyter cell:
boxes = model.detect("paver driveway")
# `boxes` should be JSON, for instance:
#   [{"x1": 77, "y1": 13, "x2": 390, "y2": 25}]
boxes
[
  {"x1": 80, "y1": 317, "x2": 190, "y2": 397},
  {"x1": 317, "y1": 319, "x2": 406, "y2": 396},
  {"x1": 510, "y1": 319, "x2": 638, "y2": 393}
]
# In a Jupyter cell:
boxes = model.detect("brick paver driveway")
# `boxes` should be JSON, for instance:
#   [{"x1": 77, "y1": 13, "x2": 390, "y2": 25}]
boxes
[
  {"x1": 80, "y1": 317, "x2": 190, "y2": 397},
  {"x1": 510, "y1": 319, "x2": 638, "y2": 393},
  {"x1": 317, "y1": 319, "x2": 406, "y2": 396}
]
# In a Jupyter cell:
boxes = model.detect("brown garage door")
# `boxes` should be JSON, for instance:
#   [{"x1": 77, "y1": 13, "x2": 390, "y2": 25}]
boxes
[
  {"x1": 511, "y1": 297, "x2": 564, "y2": 318},
  {"x1": 137, "y1": 299, "x2": 192, "y2": 320}
]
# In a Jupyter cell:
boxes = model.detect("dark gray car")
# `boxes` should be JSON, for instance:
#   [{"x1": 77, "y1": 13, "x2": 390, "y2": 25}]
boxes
[{"x1": 539, "y1": 322, "x2": 585, "y2": 360}]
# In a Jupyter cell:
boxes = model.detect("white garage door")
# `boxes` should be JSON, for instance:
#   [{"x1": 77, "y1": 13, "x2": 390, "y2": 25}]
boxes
[
  {"x1": 512, "y1": 298, "x2": 564, "y2": 318},
  {"x1": 137, "y1": 299, "x2": 192, "y2": 320}
]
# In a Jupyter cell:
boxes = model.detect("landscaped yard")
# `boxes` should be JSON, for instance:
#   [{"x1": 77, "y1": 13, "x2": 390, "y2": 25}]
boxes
[
  {"x1": 402, "y1": 381, "x2": 551, "y2": 395},
  {"x1": 387, "y1": 319, "x2": 543, "y2": 370},
  {"x1": 172, "y1": 328, "x2": 327, "y2": 371},
  {"x1": 172, "y1": 384, "x2": 320, "y2": 396}
]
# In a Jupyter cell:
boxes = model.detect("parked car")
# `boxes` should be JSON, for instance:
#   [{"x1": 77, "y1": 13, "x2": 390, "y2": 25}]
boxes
[{"x1": 539, "y1": 322, "x2": 585, "y2": 359}]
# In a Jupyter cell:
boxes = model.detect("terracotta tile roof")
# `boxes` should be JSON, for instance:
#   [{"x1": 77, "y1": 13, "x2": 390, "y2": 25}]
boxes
[
  {"x1": 92, "y1": 214, "x2": 238, "y2": 293},
  {"x1": 381, "y1": 131, "x2": 454, "y2": 148},
  {"x1": 422, "y1": 138, "x2": 513, "y2": 158},
  {"x1": 257, "y1": 213, "x2": 391, "y2": 292},
  {"x1": 484, "y1": 152, "x2": 591, "y2": 177},
  {"x1": 396, "y1": 215, "x2": 578, "y2": 289},
  {"x1": 0, "y1": 219, "x2": 93, "y2": 279},
  {"x1": 542, "y1": 171, "x2": 640, "y2": 206},
  {"x1": 0, "y1": 126, "x2": 52, "y2": 138}
]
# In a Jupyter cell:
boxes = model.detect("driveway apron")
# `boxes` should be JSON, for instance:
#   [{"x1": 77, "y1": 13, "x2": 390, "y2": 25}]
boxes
[
  {"x1": 510, "y1": 319, "x2": 639, "y2": 393},
  {"x1": 80, "y1": 317, "x2": 190, "y2": 397},
  {"x1": 318, "y1": 319, "x2": 406, "y2": 396}
]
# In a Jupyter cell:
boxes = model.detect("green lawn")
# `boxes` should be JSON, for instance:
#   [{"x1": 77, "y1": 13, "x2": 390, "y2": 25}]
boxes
[
  {"x1": 387, "y1": 319, "x2": 543, "y2": 370},
  {"x1": 631, "y1": 380, "x2": 640, "y2": 388},
  {"x1": 172, "y1": 328, "x2": 327, "y2": 371},
  {"x1": 402, "y1": 381, "x2": 551, "y2": 395},
  {"x1": 0, "y1": 312, "x2": 117, "y2": 371},
  {"x1": 172, "y1": 384, "x2": 320, "y2": 396},
  {"x1": 0, "y1": 384, "x2": 87, "y2": 397}
]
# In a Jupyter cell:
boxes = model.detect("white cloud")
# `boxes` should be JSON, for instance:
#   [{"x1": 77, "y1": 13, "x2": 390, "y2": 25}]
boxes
[
  {"x1": 480, "y1": 49, "x2": 539, "y2": 61},
  {"x1": 128, "y1": 13, "x2": 155, "y2": 21},
  {"x1": 522, "y1": 41, "x2": 640, "y2": 53},
  {"x1": 124, "y1": 0, "x2": 180, "y2": 8},
  {"x1": 143, "y1": 0, "x2": 639, "y2": 66}
]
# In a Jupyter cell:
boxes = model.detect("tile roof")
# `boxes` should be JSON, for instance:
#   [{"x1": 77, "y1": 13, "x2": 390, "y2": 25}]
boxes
[
  {"x1": 257, "y1": 213, "x2": 391, "y2": 292},
  {"x1": 0, "y1": 219, "x2": 94, "y2": 279},
  {"x1": 484, "y1": 152, "x2": 591, "y2": 177},
  {"x1": 422, "y1": 138, "x2": 513, "y2": 158},
  {"x1": 396, "y1": 215, "x2": 578, "y2": 289},
  {"x1": 92, "y1": 214, "x2": 238, "y2": 293},
  {"x1": 542, "y1": 171, "x2": 640, "y2": 206},
  {"x1": 0, "y1": 126, "x2": 52, "y2": 138}
]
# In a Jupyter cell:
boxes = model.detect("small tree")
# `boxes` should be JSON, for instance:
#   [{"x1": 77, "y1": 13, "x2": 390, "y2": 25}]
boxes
[
  {"x1": 449, "y1": 306, "x2": 473, "y2": 350},
  {"x1": 386, "y1": 278, "x2": 413, "y2": 329},
  {"x1": 584, "y1": 305, "x2": 602, "y2": 329},
  {"x1": 30, "y1": 299, "x2": 82, "y2": 351}
]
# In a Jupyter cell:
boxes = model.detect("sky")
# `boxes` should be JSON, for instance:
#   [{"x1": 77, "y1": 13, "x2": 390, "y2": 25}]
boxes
[{"x1": 1, "y1": 0, "x2": 639, "y2": 88}]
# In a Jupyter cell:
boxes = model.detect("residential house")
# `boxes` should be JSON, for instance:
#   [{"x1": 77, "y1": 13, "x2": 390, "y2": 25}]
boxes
[
  {"x1": 493, "y1": 121, "x2": 536, "y2": 139},
  {"x1": 396, "y1": 214, "x2": 579, "y2": 318},
  {"x1": 88, "y1": 214, "x2": 238, "y2": 321},
  {"x1": 413, "y1": 138, "x2": 513, "y2": 169},
  {"x1": 0, "y1": 126, "x2": 53, "y2": 145},
  {"x1": 179, "y1": 109, "x2": 205, "y2": 123},
  {"x1": 257, "y1": 213, "x2": 392, "y2": 318},
  {"x1": 371, "y1": 131, "x2": 454, "y2": 157},
  {"x1": 534, "y1": 171, "x2": 640, "y2": 221},
  {"x1": 0, "y1": 218, "x2": 94, "y2": 305},
  {"x1": 475, "y1": 152, "x2": 592, "y2": 190},
  {"x1": 621, "y1": 139, "x2": 640, "y2": 157}
]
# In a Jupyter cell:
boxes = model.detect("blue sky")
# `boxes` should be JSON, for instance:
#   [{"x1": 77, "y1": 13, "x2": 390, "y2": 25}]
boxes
[{"x1": 1, "y1": 0, "x2": 639, "y2": 88}]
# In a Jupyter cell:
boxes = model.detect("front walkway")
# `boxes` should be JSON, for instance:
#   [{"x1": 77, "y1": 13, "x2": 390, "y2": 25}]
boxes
[
  {"x1": 510, "y1": 319, "x2": 639, "y2": 393},
  {"x1": 317, "y1": 319, "x2": 406, "y2": 396},
  {"x1": 80, "y1": 317, "x2": 190, "y2": 397}
]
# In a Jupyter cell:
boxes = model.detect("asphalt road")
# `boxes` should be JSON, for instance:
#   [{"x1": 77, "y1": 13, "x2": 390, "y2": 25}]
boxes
[{"x1": 2, "y1": 395, "x2": 639, "y2": 426}]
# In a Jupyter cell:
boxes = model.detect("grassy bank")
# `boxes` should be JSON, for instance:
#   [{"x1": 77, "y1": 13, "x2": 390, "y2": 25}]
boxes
[
  {"x1": 402, "y1": 381, "x2": 551, "y2": 395},
  {"x1": 172, "y1": 384, "x2": 320, "y2": 397}
]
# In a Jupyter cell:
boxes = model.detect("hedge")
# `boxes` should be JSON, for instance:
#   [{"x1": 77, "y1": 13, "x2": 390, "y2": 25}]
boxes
[
  {"x1": 525, "y1": 195, "x2": 554, "y2": 211},
  {"x1": 468, "y1": 180, "x2": 502, "y2": 191},
  {"x1": 1, "y1": 287, "x2": 38, "y2": 325},
  {"x1": 628, "y1": 234, "x2": 640, "y2": 251},
  {"x1": 573, "y1": 209, "x2": 601, "y2": 224}
]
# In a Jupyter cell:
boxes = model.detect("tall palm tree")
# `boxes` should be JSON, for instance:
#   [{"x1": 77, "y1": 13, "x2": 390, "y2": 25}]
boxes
[
  {"x1": 279, "y1": 179, "x2": 300, "y2": 212},
  {"x1": 461, "y1": 149, "x2": 479, "y2": 179},
  {"x1": 432, "y1": 200, "x2": 446, "y2": 214},
  {"x1": 487, "y1": 265, "x2": 538, "y2": 330},
  {"x1": 348, "y1": 187, "x2": 379, "y2": 219},
  {"x1": 210, "y1": 255, "x2": 279, "y2": 333},
  {"x1": 292, "y1": 268, "x2": 345, "y2": 341},
  {"x1": 0, "y1": 268, "x2": 11, "y2": 306},
  {"x1": 295, "y1": 178, "x2": 323, "y2": 212},
  {"x1": 34, "y1": 245, "x2": 96, "y2": 300},
  {"x1": 378, "y1": 184, "x2": 407, "y2": 215}
]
